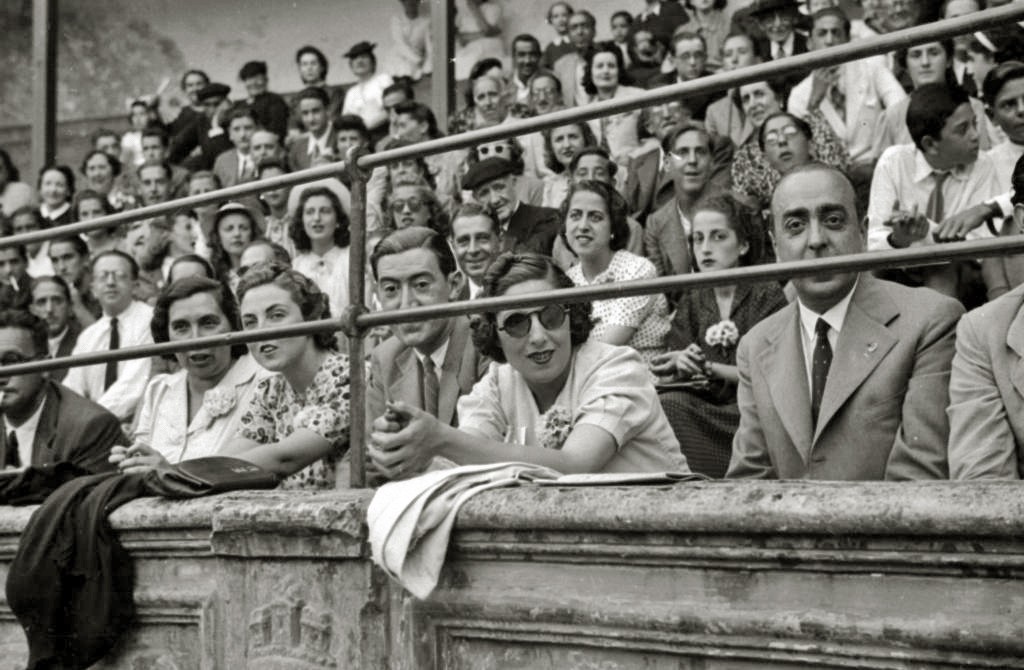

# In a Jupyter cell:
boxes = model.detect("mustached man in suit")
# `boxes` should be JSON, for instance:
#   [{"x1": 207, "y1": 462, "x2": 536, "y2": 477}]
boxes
[
  {"x1": 462, "y1": 158, "x2": 561, "y2": 258},
  {"x1": 728, "y1": 164, "x2": 963, "y2": 481},
  {"x1": 366, "y1": 227, "x2": 490, "y2": 478},
  {"x1": 0, "y1": 310, "x2": 125, "y2": 473}
]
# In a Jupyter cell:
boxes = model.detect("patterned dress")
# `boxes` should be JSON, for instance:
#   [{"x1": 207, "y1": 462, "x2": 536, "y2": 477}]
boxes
[
  {"x1": 238, "y1": 351, "x2": 351, "y2": 490},
  {"x1": 659, "y1": 281, "x2": 788, "y2": 478},
  {"x1": 731, "y1": 111, "x2": 850, "y2": 209}
]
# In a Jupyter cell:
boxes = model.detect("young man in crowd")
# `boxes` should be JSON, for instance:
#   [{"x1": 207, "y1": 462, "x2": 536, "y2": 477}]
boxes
[
  {"x1": 136, "y1": 162, "x2": 173, "y2": 207},
  {"x1": 511, "y1": 35, "x2": 543, "y2": 107},
  {"x1": 729, "y1": 163, "x2": 963, "y2": 481},
  {"x1": 63, "y1": 250, "x2": 154, "y2": 427},
  {"x1": 553, "y1": 9, "x2": 597, "y2": 107},
  {"x1": 461, "y1": 157, "x2": 560, "y2": 256},
  {"x1": 212, "y1": 106, "x2": 258, "y2": 187},
  {"x1": 367, "y1": 227, "x2": 490, "y2": 474},
  {"x1": 249, "y1": 128, "x2": 285, "y2": 167},
  {"x1": 0, "y1": 309, "x2": 125, "y2": 472},
  {"x1": 138, "y1": 128, "x2": 188, "y2": 197},
  {"x1": 28, "y1": 276, "x2": 80, "y2": 381},
  {"x1": 647, "y1": 31, "x2": 722, "y2": 120},
  {"x1": 288, "y1": 87, "x2": 336, "y2": 171}
]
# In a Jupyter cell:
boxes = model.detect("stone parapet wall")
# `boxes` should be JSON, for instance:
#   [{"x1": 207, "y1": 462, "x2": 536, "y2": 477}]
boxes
[{"x1": 0, "y1": 482, "x2": 1020, "y2": 668}]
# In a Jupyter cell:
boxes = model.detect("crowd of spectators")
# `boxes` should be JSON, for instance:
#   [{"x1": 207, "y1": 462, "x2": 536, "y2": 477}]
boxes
[{"x1": 2, "y1": 0, "x2": 1024, "y2": 488}]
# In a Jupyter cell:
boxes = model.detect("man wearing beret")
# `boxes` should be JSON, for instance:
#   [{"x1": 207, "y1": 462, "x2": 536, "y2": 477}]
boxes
[
  {"x1": 463, "y1": 157, "x2": 561, "y2": 257},
  {"x1": 239, "y1": 60, "x2": 290, "y2": 140},
  {"x1": 342, "y1": 42, "x2": 394, "y2": 147},
  {"x1": 168, "y1": 83, "x2": 235, "y2": 171}
]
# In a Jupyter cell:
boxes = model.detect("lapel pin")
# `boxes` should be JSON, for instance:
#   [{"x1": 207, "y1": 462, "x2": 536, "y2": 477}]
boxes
[{"x1": 866, "y1": 343, "x2": 878, "y2": 353}]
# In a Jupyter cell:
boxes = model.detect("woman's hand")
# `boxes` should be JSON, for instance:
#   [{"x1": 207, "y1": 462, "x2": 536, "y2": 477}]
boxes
[
  {"x1": 650, "y1": 344, "x2": 706, "y2": 381},
  {"x1": 367, "y1": 401, "x2": 441, "y2": 480},
  {"x1": 110, "y1": 442, "x2": 171, "y2": 475}
]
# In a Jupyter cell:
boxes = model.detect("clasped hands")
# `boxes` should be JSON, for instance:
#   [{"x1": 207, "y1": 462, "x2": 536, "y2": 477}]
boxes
[
  {"x1": 367, "y1": 401, "x2": 441, "y2": 481},
  {"x1": 109, "y1": 442, "x2": 171, "y2": 475}
]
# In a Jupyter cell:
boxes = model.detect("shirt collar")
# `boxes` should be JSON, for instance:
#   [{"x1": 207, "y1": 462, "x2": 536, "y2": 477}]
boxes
[
  {"x1": 797, "y1": 277, "x2": 858, "y2": 343},
  {"x1": 413, "y1": 336, "x2": 449, "y2": 373},
  {"x1": 773, "y1": 32, "x2": 795, "y2": 58},
  {"x1": 39, "y1": 202, "x2": 70, "y2": 220},
  {"x1": 47, "y1": 327, "x2": 68, "y2": 357},
  {"x1": 913, "y1": 148, "x2": 969, "y2": 182},
  {"x1": 4, "y1": 390, "x2": 47, "y2": 445}
]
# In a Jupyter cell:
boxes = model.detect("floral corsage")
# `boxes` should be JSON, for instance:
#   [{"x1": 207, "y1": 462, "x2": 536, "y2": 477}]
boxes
[
  {"x1": 705, "y1": 320, "x2": 740, "y2": 351},
  {"x1": 539, "y1": 406, "x2": 573, "y2": 451},
  {"x1": 202, "y1": 387, "x2": 237, "y2": 421}
]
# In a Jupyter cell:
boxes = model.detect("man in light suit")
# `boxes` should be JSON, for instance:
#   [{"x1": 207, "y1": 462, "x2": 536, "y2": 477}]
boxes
[
  {"x1": 947, "y1": 283, "x2": 1024, "y2": 479},
  {"x1": 212, "y1": 106, "x2": 258, "y2": 188},
  {"x1": 552, "y1": 10, "x2": 596, "y2": 107},
  {"x1": 287, "y1": 87, "x2": 336, "y2": 172},
  {"x1": 787, "y1": 8, "x2": 905, "y2": 170},
  {"x1": 728, "y1": 164, "x2": 963, "y2": 481},
  {"x1": 0, "y1": 310, "x2": 125, "y2": 473},
  {"x1": 367, "y1": 227, "x2": 489, "y2": 438}
]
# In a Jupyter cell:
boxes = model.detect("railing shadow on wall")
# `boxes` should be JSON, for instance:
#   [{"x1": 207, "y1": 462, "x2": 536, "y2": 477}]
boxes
[{"x1": 0, "y1": 3, "x2": 1022, "y2": 490}]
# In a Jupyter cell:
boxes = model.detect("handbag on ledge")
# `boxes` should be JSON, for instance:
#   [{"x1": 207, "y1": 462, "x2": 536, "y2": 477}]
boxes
[{"x1": 145, "y1": 456, "x2": 279, "y2": 498}]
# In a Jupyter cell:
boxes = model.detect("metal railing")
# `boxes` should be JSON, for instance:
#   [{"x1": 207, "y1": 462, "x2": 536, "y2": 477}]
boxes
[{"x1": 2, "y1": 4, "x2": 1023, "y2": 488}]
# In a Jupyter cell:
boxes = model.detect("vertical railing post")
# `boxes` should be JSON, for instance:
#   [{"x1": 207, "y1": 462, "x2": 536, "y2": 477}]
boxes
[
  {"x1": 31, "y1": 0, "x2": 58, "y2": 180},
  {"x1": 346, "y1": 150, "x2": 370, "y2": 489},
  {"x1": 431, "y1": 0, "x2": 456, "y2": 134}
]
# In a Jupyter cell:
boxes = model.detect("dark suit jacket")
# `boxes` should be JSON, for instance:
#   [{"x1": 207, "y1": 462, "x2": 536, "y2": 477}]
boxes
[
  {"x1": 634, "y1": 0, "x2": 689, "y2": 48},
  {"x1": 367, "y1": 317, "x2": 488, "y2": 428},
  {"x1": 0, "y1": 381, "x2": 126, "y2": 473},
  {"x1": 728, "y1": 275, "x2": 964, "y2": 481},
  {"x1": 168, "y1": 114, "x2": 233, "y2": 172},
  {"x1": 503, "y1": 202, "x2": 561, "y2": 256},
  {"x1": 50, "y1": 319, "x2": 83, "y2": 383},
  {"x1": 287, "y1": 128, "x2": 337, "y2": 172}
]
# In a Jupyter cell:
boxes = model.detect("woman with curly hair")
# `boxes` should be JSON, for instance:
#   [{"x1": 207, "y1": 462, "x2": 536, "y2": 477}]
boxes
[
  {"x1": 650, "y1": 193, "x2": 787, "y2": 477},
  {"x1": 208, "y1": 202, "x2": 258, "y2": 291},
  {"x1": 368, "y1": 252, "x2": 688, "y2": 479},
  {"x1": 290, "y1": 186, "x2": 352, "y2": 335},
  {"x1": 562, "y1": 180, "x2": 670, "y2": 369},
  {"x1": 581, "y1": 42, "x2": 643, "y2": 165},
  {"x1": 382, "y1": 178, "x2": 449, "y2": 235},
  {"x1": 540, "y1": 121, "x2": 598, "y2": 208},
  {"x1": 228, "y1": 262, "x2": 351, "y2": 489}
]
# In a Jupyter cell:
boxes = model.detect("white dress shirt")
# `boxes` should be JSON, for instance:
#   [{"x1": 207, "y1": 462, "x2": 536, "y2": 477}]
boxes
[
  {"x1": 412, "y1": 337, "x2": 449, "y2": 387},
  {"x1": 772, "y1": 33, "x2": 796, "y2": 60},
  {"x1": 306, "y1": 129, "x2": 334, "y2": 161},
  {"x1": 133, "y1": 355, "x2": 265, "y2": 463},
  {"x1": 63, "y1": 300, "x2": 154, "y2": 422},
  {"x1": 796, "y1": 280, "x2": 857, "y2": 395},
  {"x1": 47, "y1": 326, "x2": 68, "y2": 358},
  {"x1": 3, "y1": 394, "x2": 46, "y2": 468},
  {"x1": 867, "y1": 144, "x2": 1002, "y2": 251},
  {"x1": 342, "y1": 72, "x2": 394, "y2": 131}
]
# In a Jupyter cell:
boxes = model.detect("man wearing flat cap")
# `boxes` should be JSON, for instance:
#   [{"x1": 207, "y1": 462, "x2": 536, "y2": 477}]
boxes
[
  {"x1": 239, "y1": 60, "x2": 290, "y2": 140},
  {"x1": 463, "y1": 157, "x2": 561, "y2": 256},
  {"x1": 168, "y1": 83, "x2": 235, "y2": 171},
  {"x1": 342, "y1": 41, "x2": 394, "y2": 146}
]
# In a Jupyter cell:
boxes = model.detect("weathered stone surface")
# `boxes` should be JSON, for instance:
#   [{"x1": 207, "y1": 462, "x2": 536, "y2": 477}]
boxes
[{"x1": 0, "y1": 482, "x2": 1021, "y2": 668}]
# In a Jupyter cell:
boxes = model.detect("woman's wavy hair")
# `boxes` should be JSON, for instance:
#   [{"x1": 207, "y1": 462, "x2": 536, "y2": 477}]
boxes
[
  {"x1": 289, "y1": 186, "x2": 351, "y2": 253},
  {"x1": 542, "y1": 121, "x2": 599, "y2": 174},
  {"x1": 168, "y1": 253, "x2": 217, "y2": 281},
  {"x1": 384, "y1": 138, "x2": 437, "y2": 190},
  {"x1": 79, "y1": 149, "x2": 122, "y2": 180},
  {"x1": 690, "y1": 192, "x2": 767, "y2": 267},
  {"x1": 582, "y1": 41, "x2": 633, "y2": 98},
  {"x1": 38, "y1": 164, "x2": 76, "y2": 202},
  {"x1": 152, "y1": 276, "x2": 247, "y2": 360},
  {"x1": 208, "y1": 205, "x2": 257, "y2": 283},
  {"x1": 236, "y1": 261, "x2": 337, "y2": 351},
  {"x1": 557, "y1": 179, "x2": 631, "y2": 254},
  {"x1": 471, "y1": 252, "x2": 594, "y2": 364},
  {"x1": 382, "y1": 178, "x2": 449, "y2": 236}
]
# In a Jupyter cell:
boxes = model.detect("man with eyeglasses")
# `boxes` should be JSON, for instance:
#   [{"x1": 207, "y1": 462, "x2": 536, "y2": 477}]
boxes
[
  {"x1": 647, "y1": 31, "x2": 722, "y2": 120},
  {"x1": 63, "y1": 250, "x2": 154, "y2": 427},
  {"x1": 462, "y1": 158, "x2": 560, "y2": 257},
  {"x1": 0, "y1": 309, "x2": 125, "y2": 473},
  {"x1": 366, "y1": 227, "x2": 489, "y2": 479}
]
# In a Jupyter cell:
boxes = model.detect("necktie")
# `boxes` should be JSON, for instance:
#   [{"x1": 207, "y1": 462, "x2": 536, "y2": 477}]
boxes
[
  {"x1": 811, "y1": 318, "x2": 833, "y2": 428},
  {"x1": 421, "y1": 357, "x2": 439, "y2": 419},
  {"x1": 239, "y1": 156, "x2": 251, "y2": 180},
  {"x1": 926, "y1": 171, "x2": 951, "y2": 223},
  {"x1": 104, "y1": 316, "x2": 120, "y2": 390},
  {"x1": 6, "y1": 431, "x2": 19, "y2": 468}
]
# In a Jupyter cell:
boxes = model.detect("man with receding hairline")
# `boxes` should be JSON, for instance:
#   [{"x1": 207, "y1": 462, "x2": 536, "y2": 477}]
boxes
[{"x1": 727, "y1": 163, "x2": 963, "y2": 481}]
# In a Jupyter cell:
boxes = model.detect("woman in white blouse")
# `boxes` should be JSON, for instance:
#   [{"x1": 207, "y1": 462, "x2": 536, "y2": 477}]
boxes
[
  {"x1": 289, "y1": 187, "x2": 351, "y2": 344},
  {"x1": 581, "y1": 42, "x2": 644, "y2": 167},
  {"x1": 111, "y1": 276, "x2": 264, "y2": 469}
]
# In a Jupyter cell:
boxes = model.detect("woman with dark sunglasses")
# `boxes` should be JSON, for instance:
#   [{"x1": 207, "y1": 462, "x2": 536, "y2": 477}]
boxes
[
  {"x1": 381, "y1": 178, "x2": 449, "y2": 234},
  {"x1": 368, "y1": 252, "x2": 689, "y2": 478}
]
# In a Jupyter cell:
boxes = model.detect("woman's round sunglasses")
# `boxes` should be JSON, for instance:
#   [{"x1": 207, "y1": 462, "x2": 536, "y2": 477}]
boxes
[{"x1": 497, "y1": 304, "x2": 568, "y2": 338}]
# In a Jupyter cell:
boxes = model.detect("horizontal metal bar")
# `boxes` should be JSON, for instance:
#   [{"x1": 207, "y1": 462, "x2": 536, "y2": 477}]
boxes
[
  {"x1": 3, "y1": 4, "x2": 1020, "y2": 253},
  {"x1": 358, "y1": 4, "x2": 1024, "y2": 168},
  {"x1": 0, "y1": 160, "x2": 347, "y2": 249},
  {"x1": 5, "y1": 235, "x2": 1024, "y2": 377}
]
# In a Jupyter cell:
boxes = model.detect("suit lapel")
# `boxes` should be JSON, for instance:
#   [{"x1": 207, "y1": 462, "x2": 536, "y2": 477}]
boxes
[
  {"x1": 31, "y1": 382, "x2": 60, "y2": 466},
  {"x1": 813, "y1": 278, "x2": 898, "y2": 444},
  {"x1": 389, "y1": 349, "x2": 422, "y2": 409},
  {"x1": 1005, "y1": 295, "x2": 1024, "y2": 401},
  {"x1": 760, "y1": 308, "x2": 814, "y2": 460},
  {"x1": 438, "y1": 320, "x2": 470, "y2": 425}
]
